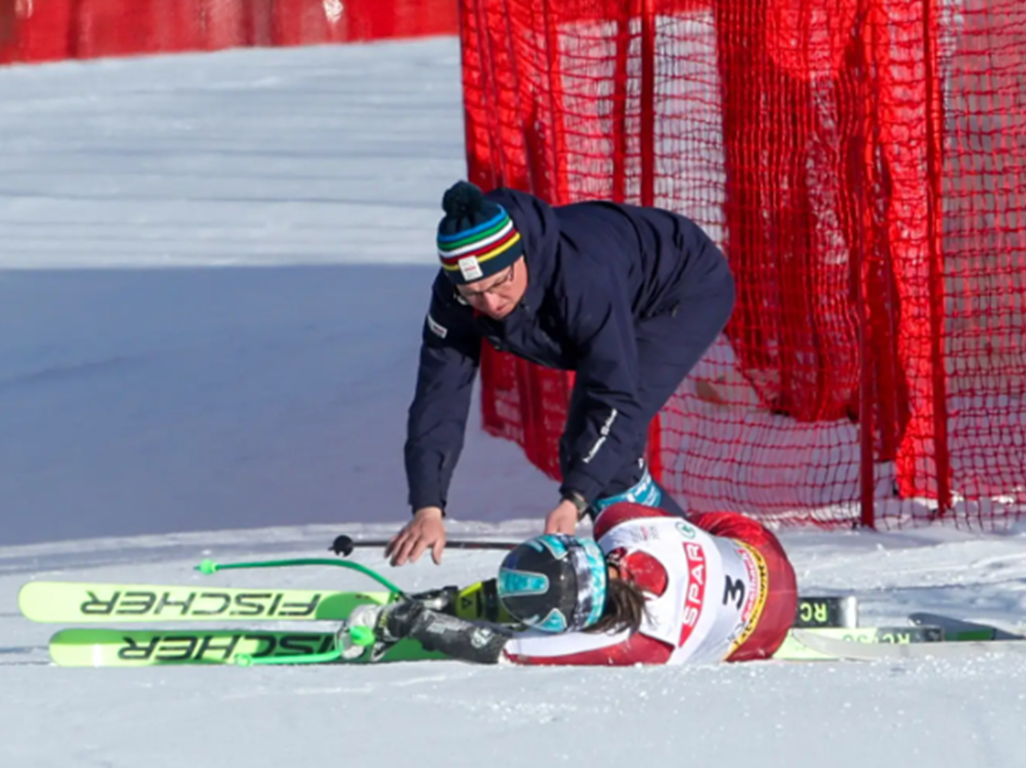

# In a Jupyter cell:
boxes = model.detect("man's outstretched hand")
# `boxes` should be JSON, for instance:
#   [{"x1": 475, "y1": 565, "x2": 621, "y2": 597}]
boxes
[
  {"x1": 385, "y1": 506, "x2": 447, "y2": 566},
  {"x1": 544, "y1": 499, "x2": 580, "y2": 535}
]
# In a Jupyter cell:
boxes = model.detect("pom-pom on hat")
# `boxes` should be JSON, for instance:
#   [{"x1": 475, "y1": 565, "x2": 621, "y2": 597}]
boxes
[{"x1": 436, "y1": 181, "x2": 524, "y2": 285}]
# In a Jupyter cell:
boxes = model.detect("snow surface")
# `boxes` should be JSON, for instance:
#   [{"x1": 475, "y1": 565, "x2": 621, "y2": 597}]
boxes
[{"x1": 2, "y1": 37, "x2": 1026, "y2": 768}]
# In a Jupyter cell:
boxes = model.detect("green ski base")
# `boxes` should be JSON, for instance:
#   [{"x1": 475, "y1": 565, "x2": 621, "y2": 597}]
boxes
[
  {"x1": 771, "y1": 625, "x2": 942, "y2": 661},
  {"x1": 47, "y1": 628, "x2": 445, "y2": 667},
  {"x1": 19, "y1": 580, "x2": 854, "y2": 628},
  {"x1": 19, "y1": 581, "x2": 393, "y2": 624},
  {"x1": 45, "y1": 625, "x2": 943, "y2": 667}
]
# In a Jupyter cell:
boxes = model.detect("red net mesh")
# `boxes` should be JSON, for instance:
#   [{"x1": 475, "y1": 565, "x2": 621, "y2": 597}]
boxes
[{"x1": 463, "y1": 0, "x2": 1026, "y2": 529}]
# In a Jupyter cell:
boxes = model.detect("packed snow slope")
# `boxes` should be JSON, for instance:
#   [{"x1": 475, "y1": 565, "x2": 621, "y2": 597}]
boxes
[{"x1": 2, "y1": 37, "x2": 1026, "y2": 768}]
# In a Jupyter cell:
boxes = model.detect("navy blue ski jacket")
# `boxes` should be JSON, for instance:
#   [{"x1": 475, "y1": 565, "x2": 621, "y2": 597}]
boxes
[{"x1": 405, "y1": 188, "x2": 732, "y2": 512}]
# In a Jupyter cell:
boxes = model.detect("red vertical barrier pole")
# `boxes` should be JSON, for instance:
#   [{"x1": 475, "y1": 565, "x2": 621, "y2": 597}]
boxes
[
  {"x1": 639, "y1": 0, "x2": 664, "y2": 482},
  {"x1": 855, "y1": 0, "x2": 876, "y2": 528},
  {"x1": 540, "y1": 0, "x2": 569, "y2": 204},
  {"x1": 610, "y1": 8, "x2": 630, "y2": 204},
  {"x1": 922, "y1": 0, "x2": 951, "y2": 516},
  {"x1": 639, "y1": 0, "x2": 656, "y2": 209}
]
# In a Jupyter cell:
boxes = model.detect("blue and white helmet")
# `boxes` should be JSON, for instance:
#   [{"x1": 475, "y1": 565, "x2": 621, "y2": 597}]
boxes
[{"x1": 496, "y1": 534, "x2": 607, "y2": 632}]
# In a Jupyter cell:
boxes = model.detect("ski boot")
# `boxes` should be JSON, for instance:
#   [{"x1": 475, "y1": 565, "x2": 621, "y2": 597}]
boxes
[{"x1": 338, "y1": 600, "x2": 513, "y2": 665}]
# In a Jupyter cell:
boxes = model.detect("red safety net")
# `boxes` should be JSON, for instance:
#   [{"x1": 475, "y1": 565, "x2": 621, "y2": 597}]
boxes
[{"x1": 462, "y1": 0, "x2": 1026, "y2": 529}]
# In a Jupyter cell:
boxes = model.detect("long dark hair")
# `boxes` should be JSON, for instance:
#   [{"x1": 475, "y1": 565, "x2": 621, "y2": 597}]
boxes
[{"x1": 585, "y1": 577, "x2": 649, "y2": 634}]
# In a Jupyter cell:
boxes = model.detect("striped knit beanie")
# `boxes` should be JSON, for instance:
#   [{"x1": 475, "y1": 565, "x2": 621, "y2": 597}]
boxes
[{"x1": 436, "y1": 181, "x2": 524, "y2": 285}]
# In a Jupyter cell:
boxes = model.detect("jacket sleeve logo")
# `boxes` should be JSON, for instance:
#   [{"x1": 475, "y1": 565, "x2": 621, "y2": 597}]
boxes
[{"x1": 427, "y1": 313, "x2": 448, "y2": 339}]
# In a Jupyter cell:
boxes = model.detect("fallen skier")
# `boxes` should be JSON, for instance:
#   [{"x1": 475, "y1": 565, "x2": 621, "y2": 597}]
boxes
[{"x1": 345, "y1": 501, "x2": 798, "y2": 666}]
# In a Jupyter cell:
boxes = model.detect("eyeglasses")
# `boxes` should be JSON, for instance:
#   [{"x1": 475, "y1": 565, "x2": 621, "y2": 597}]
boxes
[{"x1": 456, "y1": 263, "x2": 516, "y2": 301}]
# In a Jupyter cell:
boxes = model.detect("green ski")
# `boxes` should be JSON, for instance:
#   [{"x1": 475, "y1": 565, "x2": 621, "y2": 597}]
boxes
[
  {"x1": 771, "y1": 625, "x2": 943, "y2": 661},
  {"x1": 19, "y1": 582, "x2": 393, "y2": 623},
  {"x1": 20, "y1": 580, "x2": 855, "y2": 628},
  {"x1": 45, "y1": 624, "x2": 943, "y2": 667},
  {"x1": 47, "y1": 627, "x2": 446, "y2": 667}
]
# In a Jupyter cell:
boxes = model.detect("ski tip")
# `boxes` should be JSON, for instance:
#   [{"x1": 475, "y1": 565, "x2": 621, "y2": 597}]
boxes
[
  {"x1": 195, "y1": 559, "x2": 218, "y2": 575},
  {"x1": 17, "y1": 581, "x2": 51, "y2": 621}
]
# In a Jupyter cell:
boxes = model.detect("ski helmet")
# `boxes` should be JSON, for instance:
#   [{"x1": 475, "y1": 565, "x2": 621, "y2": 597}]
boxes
[{"x1": 496, "y1": 534, "x2": 608, "y2": 632}]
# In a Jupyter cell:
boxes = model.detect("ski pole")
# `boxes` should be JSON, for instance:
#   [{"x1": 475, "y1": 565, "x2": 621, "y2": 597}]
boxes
[
  {"x1": 196, "y1": 557, "x2": 407, "y2": 597},
  {"x1": 194, "y1": 557, "x2": 404, "y2": 668},
  {"x1": 328, "y1": 534, "x2": 519, "y2": 557}
]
